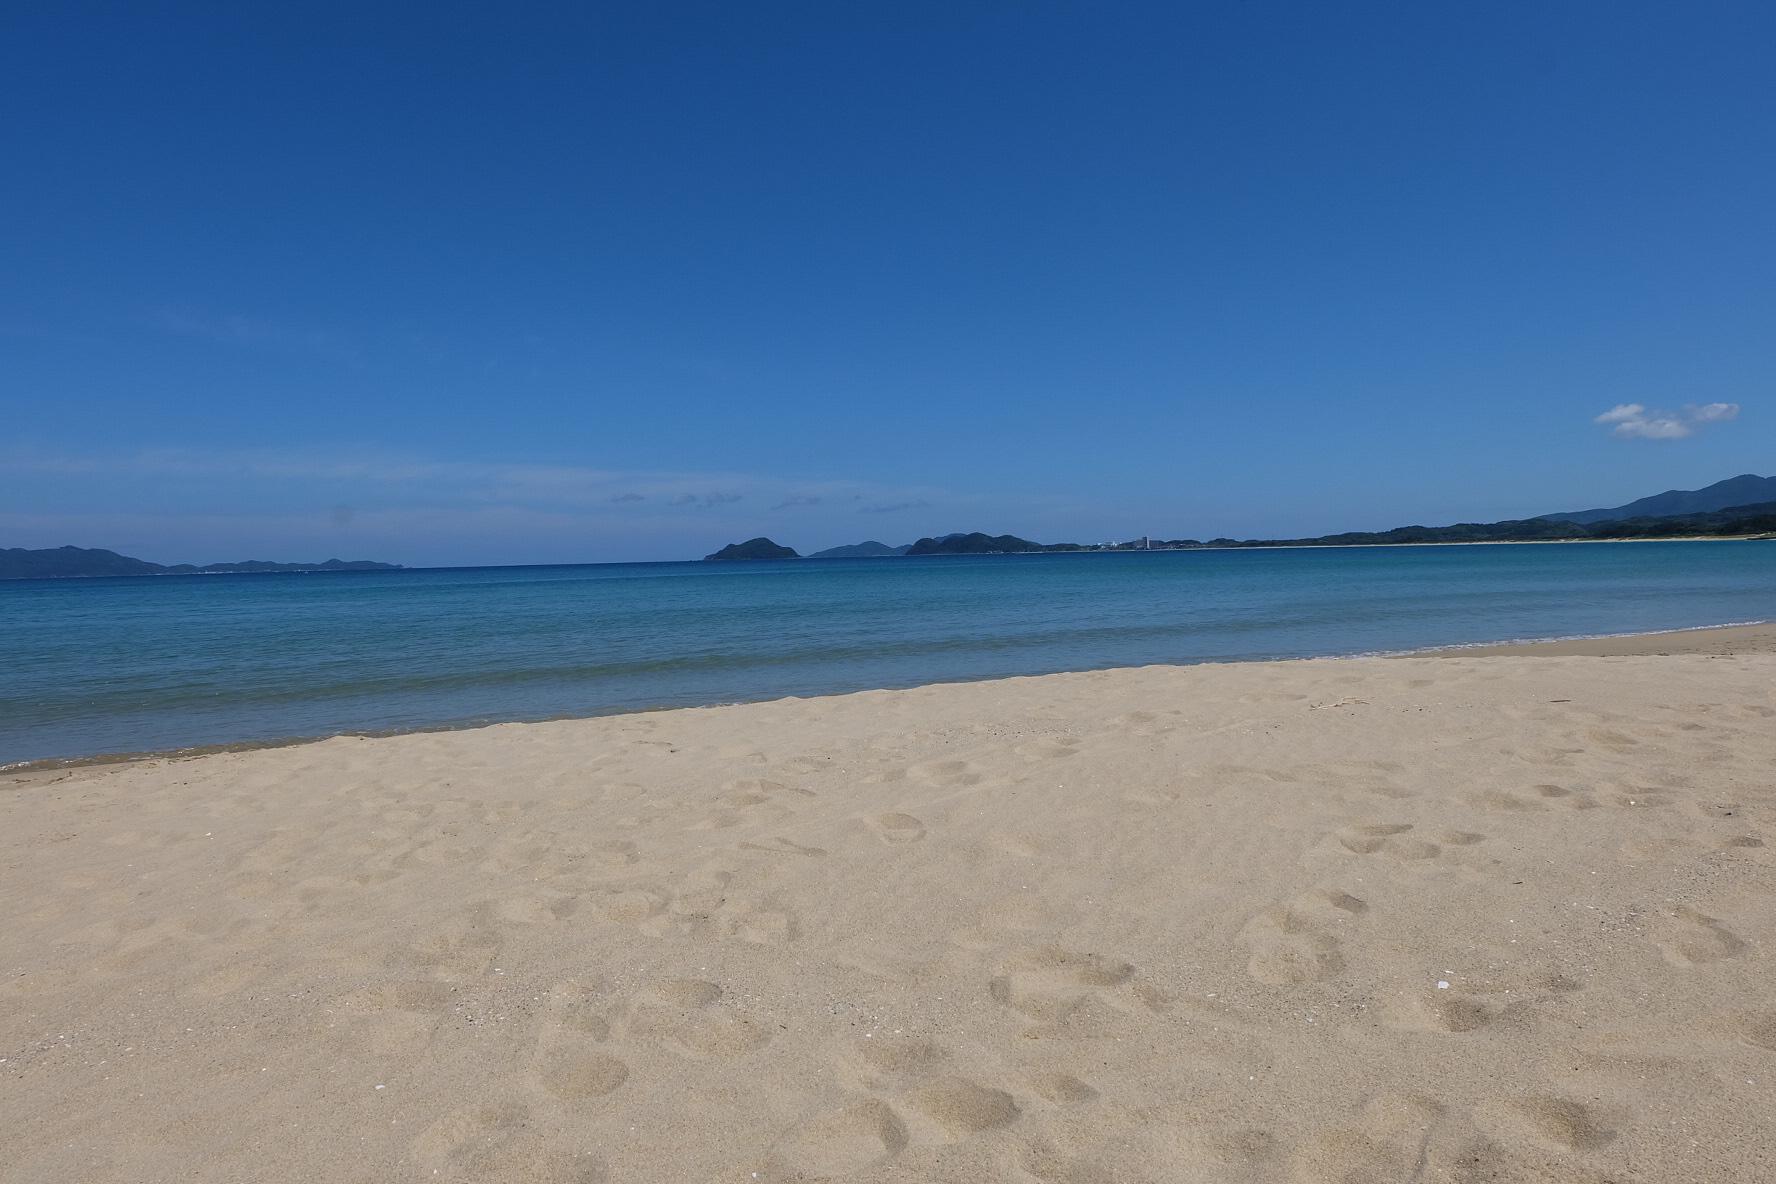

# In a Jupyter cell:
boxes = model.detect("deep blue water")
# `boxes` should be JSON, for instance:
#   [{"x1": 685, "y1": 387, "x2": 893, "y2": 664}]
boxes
[{"x1": 3, "y1": 542, "x2": 1774, "y2": 765}]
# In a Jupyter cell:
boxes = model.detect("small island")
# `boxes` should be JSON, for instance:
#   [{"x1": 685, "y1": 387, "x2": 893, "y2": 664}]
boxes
[{"x1": 703, "y1": 537, "x2": 800, "y2": 561}]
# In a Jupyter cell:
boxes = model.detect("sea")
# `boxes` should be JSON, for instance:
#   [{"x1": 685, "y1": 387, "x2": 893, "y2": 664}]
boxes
[{"x1": 4, "y1": 541, "x2": 1774, "y2": 766}]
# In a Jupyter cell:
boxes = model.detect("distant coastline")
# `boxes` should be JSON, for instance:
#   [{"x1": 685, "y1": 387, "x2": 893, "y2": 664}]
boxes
[
  {"x1": 701, "y1": 475, "x2": 1776, "y2": 562},
  {"x1": 0, "y1": 546, "x2": 403, "y2": 581}
]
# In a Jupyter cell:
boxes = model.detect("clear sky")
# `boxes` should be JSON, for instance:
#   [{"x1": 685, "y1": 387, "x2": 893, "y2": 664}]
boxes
[{"x1": 4, "y1": 2, "x2": 1772, "y2": 565}]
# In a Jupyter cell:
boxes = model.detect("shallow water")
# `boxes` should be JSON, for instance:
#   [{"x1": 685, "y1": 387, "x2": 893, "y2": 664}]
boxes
[{"x1": 4, "y1": 541, "x2": 1773, "y2": 764}]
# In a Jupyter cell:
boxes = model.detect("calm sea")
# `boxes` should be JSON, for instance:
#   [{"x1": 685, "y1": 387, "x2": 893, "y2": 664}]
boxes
[{"x1": 4, "y1": 541, "x2": 1773, "y2": 765}]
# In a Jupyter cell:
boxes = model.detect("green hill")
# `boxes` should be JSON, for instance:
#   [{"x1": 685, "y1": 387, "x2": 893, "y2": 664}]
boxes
[
  {"x1": 703, "y1": 537, "x2": 799, "y2": 561},
  {"x1": 904, "y1": 532, "x2": 1086, "y2": 555},
  {"x1": 1547, "y1": 474, "x2": 1776, "y2": 524},
  {"x1": 807, "y1": 541, "x2": 910, "y2": 559}
]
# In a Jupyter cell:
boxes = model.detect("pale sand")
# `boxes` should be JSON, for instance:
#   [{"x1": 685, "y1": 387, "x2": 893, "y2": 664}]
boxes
[
  {"x1": 4, "y1": 647, "x2": 1773, "y2": 1182},
  {"x1": 1430, "y1": 621, "x2": 1776, "y2": 658}
]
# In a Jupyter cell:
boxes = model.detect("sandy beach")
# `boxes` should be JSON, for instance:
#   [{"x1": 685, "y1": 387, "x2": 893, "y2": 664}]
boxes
[
  {"x1": 1427, "y1": 621, "x2": 1776, "y2": 658},
  {"x1": 4, "y1": 634, "x2": 1773, "y2": 1183}
]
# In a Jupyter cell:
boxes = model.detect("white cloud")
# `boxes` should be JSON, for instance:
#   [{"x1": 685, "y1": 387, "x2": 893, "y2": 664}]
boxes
[
  {"x1": 1594, "y1": 401, "x2": 1742, "y2": 441},
  {"x1": 1688, "y1": 401, "x2": 1740, "y2": 423},
  {"x1": 1613, "y1": 415, "x2": 1692, "y2": 440},
  {"x1": 0, "y1": 445, "x2": 948, "y2": 532}
]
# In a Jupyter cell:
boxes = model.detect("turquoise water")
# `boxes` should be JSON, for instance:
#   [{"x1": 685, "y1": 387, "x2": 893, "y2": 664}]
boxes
[{"x1": 3, "y1": 541, "x2": 1773, "y2": 765}]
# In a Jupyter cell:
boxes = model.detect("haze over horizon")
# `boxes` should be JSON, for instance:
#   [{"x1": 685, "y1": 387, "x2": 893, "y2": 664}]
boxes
[{"x1": 5, "y1": 3, "x2": 1772, "y2": 566}]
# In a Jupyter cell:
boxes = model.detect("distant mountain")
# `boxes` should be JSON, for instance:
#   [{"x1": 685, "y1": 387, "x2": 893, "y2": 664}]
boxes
[
  {"x1": 807, "y1": 540, "x2": 910, "y2": 559},
  {"x1": 0, "y1": 546, "x2": 404, "y2": 580},
  {"x1": 694, "y1": 476, "x2": 1776, "y2": 563},
  {"x1": 173, "y1": 558, "x2": 403, "y2": 574},
  {"x1": 904, "y1": 532, "x2": 1086, "y2": 556},
  {"x1": 1547, "y1": 474, "x2": 1776, "y2": 525},
  {"x1": 703, "y1": 537, "x2": 799, "y2": 561},
  {"x1": 1212, "y1": 500, "x2": 1776, "y2": 548},
  {"x1": 0, "y1": 546, "x2": 158, "y2": 579}
]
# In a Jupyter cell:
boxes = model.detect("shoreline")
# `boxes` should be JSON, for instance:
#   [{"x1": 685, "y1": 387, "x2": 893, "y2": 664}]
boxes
[
  {"x1": 8, "y1": 617, "x2": 1773, "y2": 780},
  {"x1": 1417, "y1": 619, "x2": 1776, "y2": 657},
  {"x1": 5, "y1": 635, "x2": 1771, "y2": 1181}
]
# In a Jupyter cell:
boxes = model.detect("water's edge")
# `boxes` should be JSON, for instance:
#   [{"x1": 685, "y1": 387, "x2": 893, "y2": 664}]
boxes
[{"x1": 8, "y1": 617, "x2": 1766, "y2": 778}]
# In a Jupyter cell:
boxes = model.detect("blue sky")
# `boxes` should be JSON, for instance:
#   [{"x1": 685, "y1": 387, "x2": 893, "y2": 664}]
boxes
[{"x1": 3, "y1": 2, "x2": 1771, "y2": 565}]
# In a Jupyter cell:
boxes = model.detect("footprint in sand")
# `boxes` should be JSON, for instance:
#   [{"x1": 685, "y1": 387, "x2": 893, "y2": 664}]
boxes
[
  {"x1": 536, "y1": 1044, "x2": 629, "y2": 1100},
  {"x1": 607, "y1": 871, "x2": 799, "y2": 946},
  {"x1": 1238, "y1": 889, "x2": 1366, "y2": 986},
  {"x1": 988, "y1": 945, "x2": 1138, "y2": 1021},
  {"x1": 738, "y1": 836, "x2": 828, "y2": 858},
  {"x1": 1654, "y1": 906, "x2": 1746, "y2": 967},
  {"x1": 411, "y1": 1098, "x2": 607, "y2": 1182},
  {"x1": 618, "y1": 979, "x2": 771, "y2": 1058},
  {"x1": 494, "y1": 893, "x2": 579, "y2": 925},
  {"x1": 1173, "y1": 1126, "x2": 1283, "y2": 1182},
  {"x1": 867, "y1": 812, "x2": 927, "y2": 844},
  {"x1": 1532, "y1": 784, "x2": 1599, "y2": 809},
  {"x1": 1587, "y1": 728, "x2": 1641, "y2": 751},
  {"x1": 1482, "y1": 1096, "x2": 1616, "y2": 1153},
  {"x1": 901, "y1": 1076, "x2": 1020, "y2": 1141},
  {"x1": 824, "y1": 1038, "x2": 1027, "y2": 1159},
  {"x1": 1383, "y1": 988, "x2": 1509, "y2": 1034},
  {"x1": 1291, "y1": 1093, "x2": 1449, "y2": 1183},
  {"x1": 1335, "y1": 823, "x2": 1445, "y2": 861},
  {"x1": 1469, "y1": 789, "x2": 1542, "y2": 812},
  {"x1": 411, "y1": 1099, "x2": 528, "y2": 1176},
  {"x1": 772, "y1": 1098, "x2": 908, "y2": 1175},
  {"x1": 1110, "y1": 708, "x2": 1186, "y2": 735},
  {"x1": 1335, "y1": 823, "x2": 1412, "y2": 853},
  {"x1": 909, "y1": 758, "x2": 985, "y2": 787},
  {"x1": 543, "y1": 984, "x2": 613, "y2": 1040},
  {"x1": 333, "y1": 979, "x2": 454, "y2": 1054},
  {"x1": 720, "y1": 778, "x2": 817, "y2": 809},
  {"x1": 591, "y1": 886, "x2": 671, "y2": 924},
  {"x1": 529, "y1": 983, "x2": 627, "y2": 1101},
  {"x1": 1026, "y1": 1071, "x2": 1099, "y2": 1104},
  {"x1": 385, "y1": 912, "x2": 504, "y2": 981},
  {"x1": 1382, "y1": 969, "x2": 1575, "y2": 1037},
  {"x1": 1014, "y1": 736, "x2": 1082, "y2": 761},
  {"x1": 1737, "y1": 1011, "x2": 1776, "y2": 1052},
  {"x1": 725, "y1": 901, "x2": 800, "y2": 946},
  {"x1": 835, "y1": 1035, "x2": 953, "y2": 1091}
]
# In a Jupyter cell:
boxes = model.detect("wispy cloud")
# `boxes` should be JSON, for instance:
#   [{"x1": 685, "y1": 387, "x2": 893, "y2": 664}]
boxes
[
  {"x1": 1593, "y1": 403, "x2": 1646, "y2": 425},
  {"x1": 1688, "y1": 401, "x2": 1741, "y2": 423},
  {"x1": 151, "y1": 307, "x2": 357, "y2": 363},
  {"x1": 669, "y1": 492, "x2": 744, "y2": 508},
  {"x1": 1593, "y1": 401, "x2": 1741, "y2": 440},
  {"x1": 0, "y1": 445, "x2": 946, "y2": 523},
  {"x1": 860, "y1": 500, "x2": 929, "y2": 514}
]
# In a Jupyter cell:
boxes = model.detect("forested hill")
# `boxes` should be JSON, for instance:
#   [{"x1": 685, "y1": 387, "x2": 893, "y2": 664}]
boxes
[{"x1": 1, "y1": 546, "x2": 403, "y2": 579}]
